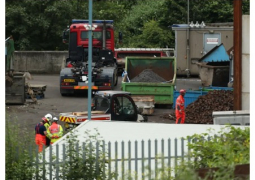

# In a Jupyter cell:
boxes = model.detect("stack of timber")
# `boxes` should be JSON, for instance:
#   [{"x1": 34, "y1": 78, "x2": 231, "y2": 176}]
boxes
[{"x1": 26, "y1": 84, "x2": 47, "y2": 101}]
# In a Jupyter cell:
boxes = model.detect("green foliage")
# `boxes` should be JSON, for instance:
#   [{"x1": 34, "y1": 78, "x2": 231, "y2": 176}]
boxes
[
  {"x1": 6, "y1": 0, "x2": 75, "y2": 50},
  {"x1": 5, "y1": 0, "x2": 250, "y2": 50},
  {"x1": 5, "y1": 115, "x2": 115, "y2": 180},
  {"x1": 186, "y1": 125, "x2": 250, "y2": 169},
  {"x1": 58, "y1": 128, "x2": 115, "y2": 180},
  {"x1": 134, "y1": 20, "x2": 173, "y2": 48},
  {"x1": 142, "y1": 125, "x2": 250, "y2": 180},
  {"x1": 5, "y1": 114, "x2": 37, "y2": 180}
]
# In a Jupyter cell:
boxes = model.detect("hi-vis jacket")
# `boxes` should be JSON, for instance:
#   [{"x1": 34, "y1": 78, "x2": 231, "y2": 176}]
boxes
[{"x1": 47, "y1": 122, "x2": 63, "y2": 144}]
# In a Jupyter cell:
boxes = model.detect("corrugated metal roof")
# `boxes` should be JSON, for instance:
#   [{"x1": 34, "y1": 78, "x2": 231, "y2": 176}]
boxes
[{"x1": 199, "y1": 43, "x2": 230, "y2": 62}]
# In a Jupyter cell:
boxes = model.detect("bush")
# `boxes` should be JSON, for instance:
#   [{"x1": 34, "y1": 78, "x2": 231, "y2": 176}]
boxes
[
  {"x1": 5, "y1": 114, "x2": 37, "y2": 180},
  {"x1": 5, "y1": 113, "x2": 115, "y2": 180},
  {"x1": 186, "y1": 125, "x2": 250, "y2": 169},
  {"x1": 175, "y1": 125, "x2": 250, "y2": 179},
  {"x1": 58, "y1": 129, "x2": 115, "y2": 180}
]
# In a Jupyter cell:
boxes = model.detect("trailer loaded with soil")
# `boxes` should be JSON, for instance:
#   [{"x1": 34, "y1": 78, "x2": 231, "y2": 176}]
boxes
[{"x1": 121, "y1": 57, "x2": 176, "y2": 105}]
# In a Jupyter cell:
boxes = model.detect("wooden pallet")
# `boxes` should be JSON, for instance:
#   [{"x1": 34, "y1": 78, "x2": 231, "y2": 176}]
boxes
[
  {"x1": 25, "y1": 84, "x2": 47, "y2": 101},
  {"x1": 26, "y1": 93, "x2": 45, "y2": 100}
]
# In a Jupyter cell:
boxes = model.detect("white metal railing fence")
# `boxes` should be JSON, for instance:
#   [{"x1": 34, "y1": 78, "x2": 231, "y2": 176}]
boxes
[
  {"x1": 26, "y1": 137, "x2": 197, "y2": 180},
  {"x1": 5, "y1": 136, "x2": 214, "y2": 180}
]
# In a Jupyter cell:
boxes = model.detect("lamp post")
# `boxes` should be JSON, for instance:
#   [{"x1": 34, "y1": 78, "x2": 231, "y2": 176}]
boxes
[
  {"x1": 186, "y1": 0, "x2": 190, "y2": 77},
  {"x1": 88, "y1": 0, "x2": 93, "y2": 120}
]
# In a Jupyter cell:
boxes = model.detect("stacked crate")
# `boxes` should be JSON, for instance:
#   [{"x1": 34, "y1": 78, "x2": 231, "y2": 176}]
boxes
[{"x1": 26, "y1": 84, "x2": 47, "y2": 100}]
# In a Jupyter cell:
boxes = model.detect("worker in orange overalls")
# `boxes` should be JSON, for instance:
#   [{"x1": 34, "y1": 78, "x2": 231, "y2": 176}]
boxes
[
  {"x1": 35, "y1": 118, "x2": 48, "y2": 152},
  {"x1": 175, "y1": 89, "x2": 186, "y2": 124},
  {"x1": 47, "y1": 117, "x2": 63, "y2": 145}
]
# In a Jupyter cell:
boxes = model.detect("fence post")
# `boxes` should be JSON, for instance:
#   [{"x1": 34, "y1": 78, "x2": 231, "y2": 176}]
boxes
[
  {"x1": 63, "y1": 144, "x2": 66, "y2": 180},
  {"x1": 35, "y1": 148, "x2": 39, "y2": 180},
  {"x1": 155, "y1": 139, "x2": 158, "y2": 179},
  {"x1": 141, "y1": 140, "x2": 144, "y2": 180},
  {"x1": 115, "y1": 141, "x2": 118, "y2": 180},
  {"x1": 128, "y1": 141, "x2": 131, "y2": 179},
  {"x1": 96, "y1": 141, "x2": 99, "y2": 179},
  {"x1": 108, "y1": 141, "x2": 111, "y2": 180},
  {"x1": 82, "y1": 142, "x2": 86, "y2": 180},
  {"x1": 181, "y1": 138, "x2": 184, "y2": 162},
  {"x1": 168, "y1": 138, "x2": 171, "y2": 178},
  {"x1": 102, "y1": 140, "x2": 105, "y2": 180},
  {"x1": 148, "y1": 139, "x2": 151, "y2": 180},
  {"x1": 161, "y1": 139, "x2": 165, "y2": 176},
  {"x1": 174, "y1": 138, "x2": 177, "y2": 177},
  {"x1": 135, "y1": 140, "x2": 138, "y2": 180},
  {"x1": 56, "y1": 144, "x2": 59, "y2": 180},
  {"x1": 121, "y1": 141, "x2": 125, "y2": 180},
  {"x1": 49, "y1": 145, "x2": 53, "y2": 180}
]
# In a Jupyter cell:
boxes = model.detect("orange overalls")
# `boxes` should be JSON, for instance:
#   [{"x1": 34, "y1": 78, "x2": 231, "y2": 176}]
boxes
[
  {"x1": 35, "y1": 123, "x2": 46, "y2": 152},
  {"x1": 175, "y1": 95, "x2": 185, "y2": 124}
]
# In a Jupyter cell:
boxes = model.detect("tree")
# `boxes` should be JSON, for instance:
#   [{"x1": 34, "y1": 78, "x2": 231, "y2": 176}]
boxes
[
  {"x1": 5, "y1": 0, "x2": 250, "y2": 50},
  {"x1": 6, "y1": 0, "x2": 76, "y2": 50}
]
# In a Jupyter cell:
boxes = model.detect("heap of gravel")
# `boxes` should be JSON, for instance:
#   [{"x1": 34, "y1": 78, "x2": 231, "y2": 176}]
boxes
[
  {"x1": 131, "y1": 69, "x2": 166, "y2": 82},
  {"x1": 185, "y1": 90, "x2": 234, "y2": 124}
]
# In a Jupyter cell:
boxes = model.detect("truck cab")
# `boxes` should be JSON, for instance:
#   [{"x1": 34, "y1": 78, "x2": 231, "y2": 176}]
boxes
[
  {"x1": 93, "y1": 91, "x2": 144, "y2": 122},
  {"x1": 60, "y1": 91, "x2": 147, "y2": 130},
  {"x1": 60, "y1": 19, "x2": 118, "y2": 96}
]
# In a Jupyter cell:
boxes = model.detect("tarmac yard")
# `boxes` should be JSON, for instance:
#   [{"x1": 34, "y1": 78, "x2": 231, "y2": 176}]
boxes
[{"x1": 5, "y1": 75, "x2": 202, "y2": 133}]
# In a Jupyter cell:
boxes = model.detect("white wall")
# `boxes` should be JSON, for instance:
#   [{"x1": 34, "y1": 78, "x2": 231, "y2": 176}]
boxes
[
  {"x1": 242, "y1": 15, "x2": 250, "y2": 110},
  {"x1": 42, "y1": 121, "x2": 248, "y2": 179}
]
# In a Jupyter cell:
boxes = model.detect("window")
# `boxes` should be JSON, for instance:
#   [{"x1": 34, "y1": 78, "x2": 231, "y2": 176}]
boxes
[
  {"x1": 93, "y1": 97, "x2": 109, "y2": 112},
  {"x1": 115, "y1": 96, "x2": 135, "y2": 115},
  {"x1": 81, "y1": 31, "x2": 111, "y2": 40}
]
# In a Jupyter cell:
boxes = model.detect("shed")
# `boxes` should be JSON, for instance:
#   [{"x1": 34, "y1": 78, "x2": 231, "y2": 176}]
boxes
[
  {"x1": 172, "y1": 22, "x2": 233, "y2": 76},
  {"x1": 196, "y1": 43, "x2": 230, "y2": 87}
]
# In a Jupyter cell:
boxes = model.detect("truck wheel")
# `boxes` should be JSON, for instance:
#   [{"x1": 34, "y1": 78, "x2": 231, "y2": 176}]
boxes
[{"x1": 60, "y1": 89, "x2": 73, "y2": 96}]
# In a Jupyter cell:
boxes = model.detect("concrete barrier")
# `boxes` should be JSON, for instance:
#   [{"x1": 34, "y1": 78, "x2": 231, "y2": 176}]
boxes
[{"x1": 13, "y1": 51, "x2": 68, "y2": 74}]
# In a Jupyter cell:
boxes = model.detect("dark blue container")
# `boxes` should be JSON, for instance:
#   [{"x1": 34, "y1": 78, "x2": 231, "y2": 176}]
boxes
[
  {"x1": 199, "y1": 86, "x2": 233, "y2": 91},
  {"x1": 173, "y1": 86, "x2": 233, "y2": 109}
]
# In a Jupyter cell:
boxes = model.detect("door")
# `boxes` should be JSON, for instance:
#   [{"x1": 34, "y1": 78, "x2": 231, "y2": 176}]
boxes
[
  {"x1": 111, "y1": 95, "x2": 138, "y2": 121},
  {"x1": 203, "y1": 33, "x2": 221, "y2": 55}
]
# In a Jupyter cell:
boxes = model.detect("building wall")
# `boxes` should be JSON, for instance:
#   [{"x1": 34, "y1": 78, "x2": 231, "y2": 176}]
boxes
[
  {"x1": 174, "y1": 26, "x2": 233, "y2": 76},
  {"x1": 13, "y1": 51, "x2": 68, "y2": 74},
  {"x1": 242, "y1": 15, "x2": 250, "y2": 110}
]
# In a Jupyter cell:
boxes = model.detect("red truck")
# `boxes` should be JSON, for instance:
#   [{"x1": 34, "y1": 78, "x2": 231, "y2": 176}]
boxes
[
  {"x1": 114, "y1": 48, "x2": 174, "y2": 73},
  {"x1": 60, "y1": 19, "x2": 118, "y2": 96}
]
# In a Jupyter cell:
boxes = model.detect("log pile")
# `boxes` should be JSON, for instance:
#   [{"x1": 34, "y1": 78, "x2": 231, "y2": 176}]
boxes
[{"x1": 185, "y1": 90, "x2": 234, "y2": 124}]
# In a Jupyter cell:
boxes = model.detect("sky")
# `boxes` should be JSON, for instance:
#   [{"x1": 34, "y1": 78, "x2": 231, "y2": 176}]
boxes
[{"x1": 1, "y1": 1, "x2": 254, "y2": 179}]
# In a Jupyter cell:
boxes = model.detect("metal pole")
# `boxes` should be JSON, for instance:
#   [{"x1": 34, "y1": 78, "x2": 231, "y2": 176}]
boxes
[
  {"x1": 233, "y1": 0, "x2": 242, "y2": 110},
  {"x1": 88, "y1": 0, "x2": 93, "y2": 120},
  {"x1": 186, "y1": 0, "x2": 190, "y2": 77}
]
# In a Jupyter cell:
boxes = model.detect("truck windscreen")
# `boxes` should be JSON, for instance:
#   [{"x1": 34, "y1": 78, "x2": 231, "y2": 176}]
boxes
[{"x1": 81, "y1": 31, "x2": 111, "y2": 40}]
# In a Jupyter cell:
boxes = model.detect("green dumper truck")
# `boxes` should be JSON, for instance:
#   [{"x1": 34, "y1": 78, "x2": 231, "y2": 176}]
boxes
[{"x1": 121, "y1": 57, "x2": 176, "y2": 105}]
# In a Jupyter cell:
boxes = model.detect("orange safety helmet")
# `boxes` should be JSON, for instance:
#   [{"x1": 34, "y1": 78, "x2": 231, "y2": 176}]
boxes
[{"x1": 180, "y1": 89, "x2": 186, "y2": 94}]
